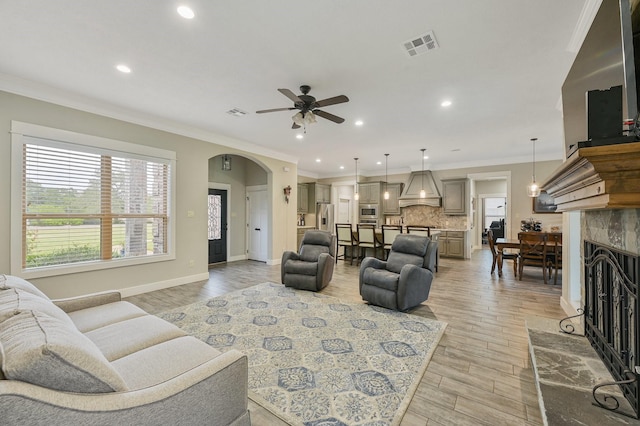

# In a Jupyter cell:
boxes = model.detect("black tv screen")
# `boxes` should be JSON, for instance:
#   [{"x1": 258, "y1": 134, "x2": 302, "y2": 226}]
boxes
[{"x1": 562, "y1": 0, "x2": 639, "y2": 148}]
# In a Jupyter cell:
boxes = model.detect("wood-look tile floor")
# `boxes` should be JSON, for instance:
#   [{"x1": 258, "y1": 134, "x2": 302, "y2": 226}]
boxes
[{"x1": 125, "y1": 247, "x2": 563, "y2": 425}]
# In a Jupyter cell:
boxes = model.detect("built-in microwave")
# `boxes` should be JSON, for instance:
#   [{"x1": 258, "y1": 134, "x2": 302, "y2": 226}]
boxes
[{"x1": 359, "y1": 204, "x2": 379, "y2": 218}]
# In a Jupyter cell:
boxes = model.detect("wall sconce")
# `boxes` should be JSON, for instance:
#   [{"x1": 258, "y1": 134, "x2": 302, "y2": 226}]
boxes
[
  {"x1": 222, "y1": 154, "x2": 232, "y2": 171},
  {"x1": 283, "y1": 185, "x2": 292, "y2": 203}
]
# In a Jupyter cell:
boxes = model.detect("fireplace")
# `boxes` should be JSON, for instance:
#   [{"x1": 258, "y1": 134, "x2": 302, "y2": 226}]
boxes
[{"x1": 584, "y1": 240, "x2": 640, "y2": 416}]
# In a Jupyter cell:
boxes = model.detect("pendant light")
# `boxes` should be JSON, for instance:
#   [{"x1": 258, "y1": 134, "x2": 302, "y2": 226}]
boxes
[
  {"x1": 383, "y1": 153, "x2": 390, "y2": 200},
  {"x1": 354, "y1": 157, "x2": 360, "y2": 201},
  {"x1": 420, "y1": 148, "x2": 426, "y2": 198},
  {"x1": 526, "y1": 138, "x2": 541, "y2": 197}
]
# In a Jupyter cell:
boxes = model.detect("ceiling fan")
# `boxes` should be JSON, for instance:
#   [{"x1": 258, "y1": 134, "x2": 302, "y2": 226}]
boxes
[{"x1": 256, "y1": 85, "x2": 349, "y2": 129}]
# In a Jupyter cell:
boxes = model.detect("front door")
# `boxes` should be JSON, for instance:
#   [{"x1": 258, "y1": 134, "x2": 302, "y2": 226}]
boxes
[{"x1": 208, "y1": 188, "x2": 228, "y2": 264}]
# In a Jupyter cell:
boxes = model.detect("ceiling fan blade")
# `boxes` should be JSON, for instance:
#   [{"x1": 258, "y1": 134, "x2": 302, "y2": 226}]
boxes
[
  {"x1": 314, "y1": 95, "x2": 349, "y2": 108},
  {"x1": 278, "y1": 88, "x2": 302, "y2": 103},
  {"x1": 292, "y1": 122, "x2": 301, "y2": 129},
  {"x1": 314, "y1": 109, "x2": 345, "y2": 124},
  {"x1": 256, "y1": 107, "x2": 296, "y2": 114}
]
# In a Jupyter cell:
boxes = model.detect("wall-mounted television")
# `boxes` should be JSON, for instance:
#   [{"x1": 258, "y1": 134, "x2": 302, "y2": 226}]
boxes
[{"x1": 562, "y1": 0, "x2": 640, "y2": 152}]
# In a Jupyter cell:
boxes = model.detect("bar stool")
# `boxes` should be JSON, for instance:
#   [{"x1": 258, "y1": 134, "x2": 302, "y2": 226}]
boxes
[
  {"x1": 335, "y1": 223, "x2": 358, "y2": 265},
  {"x1": 381, "y1": 224, "x2": 403, "y2": 260},
  {"x1": 357, "y1": 223, "x2": 382, "y2": 262}
]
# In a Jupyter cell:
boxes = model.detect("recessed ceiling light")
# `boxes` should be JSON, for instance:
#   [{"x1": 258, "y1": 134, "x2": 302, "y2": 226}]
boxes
[
  {"x1": 441, "y1": 100, "x2": 452, "y2": 107},
  {"x1": 296, "y1": 134, "x2": 303, "y2": 140},
  {"x1": 355, "y1": 120, "x2": 364, "y2": 126},
  {"x1": 376, "y1": 161, "x2": 382, "y2": 165},
  {"x1": 339, "y1": 166, "x2": 345, "y2": 170},
  {"x1": 116, "y1": 64, "x2": 131, "y2": 73},
  {"x1": 315, "y1": 158, "x2": 321, "y2": 163},
  {"x1": 177, "y1": 5, "x2": 195, "y2": 19},
  {"x1": 423, "y1": 155, "x2": 429, "y2": 160}
]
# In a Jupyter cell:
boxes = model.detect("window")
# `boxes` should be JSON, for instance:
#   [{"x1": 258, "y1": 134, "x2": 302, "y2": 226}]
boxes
[{"x1": 11, "y1": 121, "x2": 176, "y2": 277}]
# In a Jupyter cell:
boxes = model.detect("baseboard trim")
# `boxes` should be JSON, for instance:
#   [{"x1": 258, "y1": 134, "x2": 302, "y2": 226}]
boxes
[
  {"x1": 267, "y1": 258, "x2": 281, "y2": 266},
  {"x1": 228, "y1": 254, "x2": 247, "y2": 262},
  {"x1": 560, "y1": 296, "x2": 580, "y2": 318},
  {"x1": 120, "y1": 272, "x2": 210, "y2": 298}
]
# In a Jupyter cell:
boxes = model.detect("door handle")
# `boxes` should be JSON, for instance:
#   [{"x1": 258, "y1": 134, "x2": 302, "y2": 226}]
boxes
[{"x1": 255, "y1": 228, "x2": 261, "y2": 231}]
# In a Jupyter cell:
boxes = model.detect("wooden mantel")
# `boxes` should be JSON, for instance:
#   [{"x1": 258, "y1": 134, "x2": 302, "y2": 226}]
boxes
[{"x1": 541, "y1": 141, "x2": 640, "y2": 212}]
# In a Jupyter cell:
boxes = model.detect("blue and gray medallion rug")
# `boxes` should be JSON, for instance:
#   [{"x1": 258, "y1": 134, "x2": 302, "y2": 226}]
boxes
[{"x1": 159, "y1": 282, "x2": 447, "y2": 426}]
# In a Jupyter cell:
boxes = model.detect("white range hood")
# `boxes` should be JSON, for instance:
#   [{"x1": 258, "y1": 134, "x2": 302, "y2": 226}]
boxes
[{"x1": 398, "y1": 171, "x2": 441, "y2": 207}]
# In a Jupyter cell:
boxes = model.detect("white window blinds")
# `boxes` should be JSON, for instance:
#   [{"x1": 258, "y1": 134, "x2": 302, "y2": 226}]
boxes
[{"x1": 16, "y1": 130, "x2": 173, "y2": 273}]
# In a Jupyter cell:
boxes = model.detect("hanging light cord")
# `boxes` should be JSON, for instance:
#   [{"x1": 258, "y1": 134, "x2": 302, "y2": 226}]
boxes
[
  {"x1": 385, "y1": 154, "x2": 389, "y2": 196},
  {"x1": 531, "y1": 138, "x2": 537, "y2": 181},
  {"x1": 421, "y1": 148, "x2": 425, "y2": 190},
  {"x1": 354, "y1": 157, "x2": 359, "y2": 197}
]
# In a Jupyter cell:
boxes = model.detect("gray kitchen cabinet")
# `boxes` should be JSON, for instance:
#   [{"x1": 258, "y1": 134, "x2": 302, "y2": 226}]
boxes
[
  {"x1": 382, "y1": 183, "x2": 402, "y2": 215},
  {"x1": 439, "y1": 230, "x2": 465, "y2": 259},
  {"x1": 315, "y1": 183, "x2": 331, "y2": 203},
  {"x1": 297, "y1": 184, "x2": 309, "y2": 213},
  {"x1": 358, "y1": 182, "x2": 381, "y2": 204},
  {"x1": 442, "y1": 179, "x2": 467, "y2": 215}
]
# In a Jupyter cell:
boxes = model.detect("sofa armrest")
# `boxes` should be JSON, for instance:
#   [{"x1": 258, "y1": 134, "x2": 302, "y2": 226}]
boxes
[
  {"x1": 52, "y1": 291, "x2": 123, "y2": 313},
  {"x1": 397, "y1": 265, "x2": 433, "y2": 311},
  {"x1": 281, "y1": 250, "x2": 301, "y2": 283},
  {"x1": 359, "y1": 257, "x2": 387, "y2": 292},
  {"x1": 0, "y1": 350, "x2": 250, "y2": 426}
]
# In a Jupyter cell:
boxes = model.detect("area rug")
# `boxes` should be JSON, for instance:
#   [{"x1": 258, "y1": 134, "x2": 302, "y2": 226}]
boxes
[{"x1": 159, "y1": 282, "x2": 446, "y2": 425}]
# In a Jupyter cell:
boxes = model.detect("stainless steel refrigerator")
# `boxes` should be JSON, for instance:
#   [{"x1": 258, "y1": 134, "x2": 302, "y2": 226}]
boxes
[{"x1": 316, "y1": 203, "x2": 334, "y2": 233}]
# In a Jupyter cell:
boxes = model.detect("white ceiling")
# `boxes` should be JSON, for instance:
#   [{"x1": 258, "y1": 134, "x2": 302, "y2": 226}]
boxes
[{"x1": 0, "y1": 0, "x2": 595, "y2": 178}]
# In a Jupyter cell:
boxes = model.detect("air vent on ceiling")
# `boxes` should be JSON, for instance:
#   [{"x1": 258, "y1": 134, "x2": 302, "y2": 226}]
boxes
[
  {"x1": 402, "y1": 30, "x2": 439, "y2": 57},
  {"x1": 226, "y1": 108, "x2": 247, "y2": 117}
]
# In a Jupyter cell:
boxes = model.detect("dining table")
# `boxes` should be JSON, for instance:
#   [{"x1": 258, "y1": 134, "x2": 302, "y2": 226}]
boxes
[{"x1": 495, "y1": 233, "x2": 563, "y2": 277}]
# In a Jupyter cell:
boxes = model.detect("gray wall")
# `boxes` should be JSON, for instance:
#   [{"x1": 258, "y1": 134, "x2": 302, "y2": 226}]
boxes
[{"x1": 0, "y1": 91, "x2": 297, "y2": 298}]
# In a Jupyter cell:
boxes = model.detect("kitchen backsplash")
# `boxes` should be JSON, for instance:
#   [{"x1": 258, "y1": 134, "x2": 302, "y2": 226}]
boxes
[{"x1": 386, "y1": 205, "x2": 467, "y2": 230}]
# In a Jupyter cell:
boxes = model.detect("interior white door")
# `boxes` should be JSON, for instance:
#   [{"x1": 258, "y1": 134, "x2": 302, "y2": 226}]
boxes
[{"x1": 247, "y1": 188, "x2": 268, "y2": 262}]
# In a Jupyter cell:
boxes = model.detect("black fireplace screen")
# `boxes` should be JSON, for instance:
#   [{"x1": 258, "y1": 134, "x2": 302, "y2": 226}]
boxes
[{"x1": 584, "y1": 240, "x2": 640, "y2": 416}]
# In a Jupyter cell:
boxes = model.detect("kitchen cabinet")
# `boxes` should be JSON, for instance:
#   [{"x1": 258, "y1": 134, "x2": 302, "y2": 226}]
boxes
[
  {"x1": 439, "y1": 230, "x2": 465, "y2": 259},
  {"x1": 297, "y1": 228, "x2": 308, "y2": 249},
  {"x1": 382, "y1": 183, "x2": 402, "y2": 215},
  {"x1": 314, "y1": 183, "x2": 331, "y2": 203},
  {"x1": 442, "y1": 179, "x2": 467, "y2": 215},
  {"x1": 297, "y1": 184, "x2": 309, "y2": 213},
  {"x1": 358, "y1": 182, "x2": 381, "y2": 204}
]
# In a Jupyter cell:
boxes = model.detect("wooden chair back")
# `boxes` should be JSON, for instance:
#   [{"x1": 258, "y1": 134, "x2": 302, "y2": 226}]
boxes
[
  {"x1": 406, "y1": 226, "x2": 431, "y2": 237},
  {"x1": 518, "y1": 232, "x2": 549, "y2": 283},
  {"x1": 336, "y1": 223, "x2": 355, "y2": 245},
  {"x1": 357, "y1": 224, "x2": 377, "y2": 245},
  {"x1": 381, "y1": 225, "x2": 403, "y2": 248}
]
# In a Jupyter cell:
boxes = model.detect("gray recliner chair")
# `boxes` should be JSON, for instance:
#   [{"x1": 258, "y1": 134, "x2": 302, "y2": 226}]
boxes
[
  {"x1": 281, "y1": 230, "x2": 336, "y2": 291},
  {"x1": 359, "y1": 234, "x2": 437, "y2": 311}
]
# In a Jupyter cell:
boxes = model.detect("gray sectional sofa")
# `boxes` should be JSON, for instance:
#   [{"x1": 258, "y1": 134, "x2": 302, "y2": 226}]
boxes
[{"x1": 0, "y1": 274, "x2": 250, "y2": 425}]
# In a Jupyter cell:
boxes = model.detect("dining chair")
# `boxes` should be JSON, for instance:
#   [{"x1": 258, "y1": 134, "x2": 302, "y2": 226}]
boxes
[
  {"x1": 335, "y1": 223, "x2": 358, "y2": 265},
  {"x1": 357, "y1": 223, "x2": 382, "y2": 262},
  {"x1": 518, "y1": 232, "x2": 550, "y2": 283},
  {"x1": 381, "y1": 224, "x2": 403, "y2": 260},
  {"x1": 487, "y1": 229, "x2": 518, "y2": 275},
  {"x1": 406, "y1": 226, "x2": 431, "y2": 237},
  {"x1": 546, "y1": 233, "x2": 562, "y2": 285}
]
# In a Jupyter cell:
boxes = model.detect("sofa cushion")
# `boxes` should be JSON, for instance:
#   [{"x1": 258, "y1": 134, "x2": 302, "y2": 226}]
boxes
[
  {"x1": 386, "y1": 251, "x2": 424, "y2": 274},
  {"x1": 0, "y1": 288, "x2": 75, "y2": 328},
  {"x1": 68, "y1": 301, "x2": 147, "y2": 333},
  {"x1": 0, "y1": 310, "x2": 128, "y2": 393},
  {"x1": 299, "y1": 245, "x2": 330, "y2": 262},
  {"x1": 0, "y1": 274, "x2": 49, "y2": 300},
  {"x1": 85, "y1": 315, "x2": 186, "y2": 361},
  {"x1": 112, "y1": 335, "x2": 221, "y2": 390},
  {"x1": 362, "y1": 268, "x2": 400, "y2": 291},
  {"x1": 283, "y1": 259, "x2": 319, "y2": 276}
]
